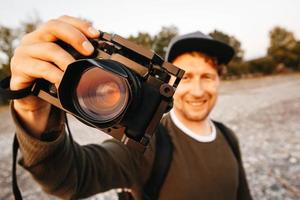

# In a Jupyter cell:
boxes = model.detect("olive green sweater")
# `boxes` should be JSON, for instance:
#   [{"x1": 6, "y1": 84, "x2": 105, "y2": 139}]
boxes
[{"x1": 12, "y1": 106, "x2": 252, "y2": 200}]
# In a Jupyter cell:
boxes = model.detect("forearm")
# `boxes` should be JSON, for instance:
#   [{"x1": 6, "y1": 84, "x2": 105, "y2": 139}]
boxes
[
  {"x1": 12, "y1": 104, "x2": 82, "y2": 198},
  {"x1": 13, "y1": 100, "x2": 52, "y2": 139},
  {"x1": 11, "y1": 104, "x2": 143, "y2": 199},
  {"x1": 19, "y1": 137, "x2": 141, "y2": 199},
  {"x1": 11, "y1": 104, "x2": 65, "y2": 165}
]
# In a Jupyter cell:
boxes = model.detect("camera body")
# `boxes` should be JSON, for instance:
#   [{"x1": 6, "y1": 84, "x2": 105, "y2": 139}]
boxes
[{"x1": 31, "y1": 31, "x2": 184, "y2": 151}]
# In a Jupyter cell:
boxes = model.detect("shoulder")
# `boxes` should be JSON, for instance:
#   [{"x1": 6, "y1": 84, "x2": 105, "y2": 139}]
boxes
[
  {"x1": 212, "y1": 120, "x2": 239, "y2": 144},
  {"x1": 160, "y1": 113, "x2": 172, "y2": 127},
  {"x1": 159, "y1": 113, "x2": 178, "y2": 138},
  {"x1": 212, "y1": 120, "x2": 242, "y2": 160}
]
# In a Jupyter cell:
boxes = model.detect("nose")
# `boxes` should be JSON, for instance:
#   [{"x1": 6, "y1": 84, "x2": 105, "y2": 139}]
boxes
[{"x1": 190, "y1": 79, "x2": 204, "y2": 97}]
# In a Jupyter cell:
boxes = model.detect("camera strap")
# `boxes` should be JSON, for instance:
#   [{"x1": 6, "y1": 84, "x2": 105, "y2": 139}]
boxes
[
  {"x1": 0, "y1": 75, "x2": 174, "y2": 200},
  {"x1": 12, "y1": 135, "x2": 22, "y2": 200},
  {"x1": 0, "y1": 75, "x2": 85, "y2": 200},
  {"x1": 0, "y1": 76, "x2": 32, "y2": 200},
  {"x1": 0, "y1": 76, "x2": 33, "y2": 100},
  {"x1": 1, "y1": 76, "x2": 35, "y2": 200}
]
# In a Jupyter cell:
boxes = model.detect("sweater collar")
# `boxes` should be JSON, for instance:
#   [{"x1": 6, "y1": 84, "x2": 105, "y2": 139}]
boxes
[{"x1": 169, "y1": 109, "x2": 216, "y2": 143}]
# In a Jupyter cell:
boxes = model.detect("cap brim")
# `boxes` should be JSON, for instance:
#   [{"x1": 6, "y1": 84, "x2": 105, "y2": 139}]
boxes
[{"x1": 167, "y1": 38, "x2": 235, "y2": 64}]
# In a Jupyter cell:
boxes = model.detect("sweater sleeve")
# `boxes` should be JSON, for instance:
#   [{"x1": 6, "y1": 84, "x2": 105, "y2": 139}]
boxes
[{"x1": 11, "y1": 105, "x2": 146, "y2": 199}]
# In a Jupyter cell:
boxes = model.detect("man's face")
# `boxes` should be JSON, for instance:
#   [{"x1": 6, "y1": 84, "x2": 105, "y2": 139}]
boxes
[{"x1": 172, "y1": 52, "x2": 220, "y2": 123}]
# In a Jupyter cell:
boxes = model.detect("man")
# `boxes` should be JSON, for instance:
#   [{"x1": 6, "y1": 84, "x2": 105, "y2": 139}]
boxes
[
  {"x1": 10, "y1": 15, "x2": 252, "y2": 199},
  {"x1": 157, "y1": 32, "x2": 252, "y2": 199}
]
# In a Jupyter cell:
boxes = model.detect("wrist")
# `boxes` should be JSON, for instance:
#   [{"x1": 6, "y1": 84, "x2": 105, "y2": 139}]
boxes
[
  {"x1": 13, "y1": 98, "x2": 49, "y2": 112},
  {"x1": 13, "y1": 101, "x2": 52, "y2": 139}
]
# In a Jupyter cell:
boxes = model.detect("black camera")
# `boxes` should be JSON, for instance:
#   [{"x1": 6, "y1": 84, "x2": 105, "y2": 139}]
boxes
[{"x1": 31, "y1": 31, "x2": 184, "y2": 151}]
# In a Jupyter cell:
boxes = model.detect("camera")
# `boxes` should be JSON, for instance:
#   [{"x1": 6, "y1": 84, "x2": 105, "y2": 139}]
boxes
[{"x1": 31, "y1": 31, "x2": 185, "y2": 151}]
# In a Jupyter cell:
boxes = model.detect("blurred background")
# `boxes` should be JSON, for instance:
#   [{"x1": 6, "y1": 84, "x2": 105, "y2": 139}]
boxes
[{"x1": 0, "y1": 0, "x2": 299, "y2": 199}]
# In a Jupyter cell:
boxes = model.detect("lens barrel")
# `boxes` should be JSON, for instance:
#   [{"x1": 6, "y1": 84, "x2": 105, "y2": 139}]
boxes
[
  {"x1": 58, "y1": 59, "x2": 141, "y2": 128},
  {"x1": 75, "y1": 67, "x2": 130, "y2": 122}
]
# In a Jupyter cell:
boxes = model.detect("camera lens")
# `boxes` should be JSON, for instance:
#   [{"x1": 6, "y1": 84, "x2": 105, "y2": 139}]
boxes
[{"x1": 75, "y1": 67, "x2": 129, "y2": 122}]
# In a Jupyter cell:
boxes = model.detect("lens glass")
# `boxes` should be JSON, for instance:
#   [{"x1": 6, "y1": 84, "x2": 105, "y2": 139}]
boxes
[{"x1": 75, "y1": 67, "x2": 129, "y2": 121}]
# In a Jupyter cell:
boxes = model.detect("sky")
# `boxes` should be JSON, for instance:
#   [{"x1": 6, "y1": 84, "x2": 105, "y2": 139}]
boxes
[{"x1": 0, "y1": 0, "x2": 299, "y2": 60}]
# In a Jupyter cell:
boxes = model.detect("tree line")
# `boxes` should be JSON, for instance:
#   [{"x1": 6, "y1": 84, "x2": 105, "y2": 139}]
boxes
[
  {"x1": 128, "y1": 26, "x2": 300, "y2": 78},
  {"x1": 0, "y1": 19, "x2": 299, "y2": 103}
]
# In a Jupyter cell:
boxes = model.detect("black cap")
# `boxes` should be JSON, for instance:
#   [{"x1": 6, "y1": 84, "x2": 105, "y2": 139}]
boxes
[{"x1": 165, "y1": 31, "x2": 235, "y2": 64}]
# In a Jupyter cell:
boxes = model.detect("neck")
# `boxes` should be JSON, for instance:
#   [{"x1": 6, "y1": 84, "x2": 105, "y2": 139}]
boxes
[{"x1": 173, "y1": 110, "x2": 211, "y2": 136}]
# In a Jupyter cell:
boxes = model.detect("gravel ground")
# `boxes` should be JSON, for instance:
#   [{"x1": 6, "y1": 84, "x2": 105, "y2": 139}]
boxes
[{"x1": 0, "y1": 73, "x2": 299, "y2": 200}]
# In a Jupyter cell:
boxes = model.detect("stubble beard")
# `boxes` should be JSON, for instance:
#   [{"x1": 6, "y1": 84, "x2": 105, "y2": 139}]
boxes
[
  {"x1": 181, "y1": 98, "x2": 217, "y2": 123},
  {"x1": 183, "y1": 107, "x2": 211, "y2": 122}
]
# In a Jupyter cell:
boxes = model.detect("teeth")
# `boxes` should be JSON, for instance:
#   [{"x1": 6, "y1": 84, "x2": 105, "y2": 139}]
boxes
[{"x1": 188, "y1": 101, "x2": 206, "y2": 106}]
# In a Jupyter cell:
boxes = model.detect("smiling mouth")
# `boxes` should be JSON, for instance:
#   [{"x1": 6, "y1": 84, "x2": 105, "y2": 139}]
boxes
[{"x1": 187, "y1": 100, "x2": 207, "y2": 107}]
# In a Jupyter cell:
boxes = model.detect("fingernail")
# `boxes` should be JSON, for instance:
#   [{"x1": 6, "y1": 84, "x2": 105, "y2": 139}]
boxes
[
  {"x1": 88, "y1": 27, "x2": 99, "y2": 36},
  {"x1": 82, "y1": 41, "x2": 94, "y2": 53}
]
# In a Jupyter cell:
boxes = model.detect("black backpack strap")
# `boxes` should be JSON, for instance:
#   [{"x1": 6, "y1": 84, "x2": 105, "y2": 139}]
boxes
[
  {"x1": 212, "y1": 120, "x2": 241, "y2": 161},
  {"x1": 142, "y1": 123, "x2": 173, "y2": 200},
  {"x1": 212, "y1": 120, "x2": 253, "y2": 200}
]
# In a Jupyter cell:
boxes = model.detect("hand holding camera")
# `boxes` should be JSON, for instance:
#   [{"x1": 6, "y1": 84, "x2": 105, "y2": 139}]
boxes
[
  {"x1": 8, "y1": 15, "x2": 184, "y2": 150},
  {"x1": 11, "y1": 16, "x2": 98, "y2": 112}
]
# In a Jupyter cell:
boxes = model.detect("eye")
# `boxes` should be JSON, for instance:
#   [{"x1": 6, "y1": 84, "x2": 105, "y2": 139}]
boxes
[
  {"x1": 203, "y1": 74, "x2": 215, "y2": 80},
  {"x1": 182, "y1": 75, "x2": 190, "y2": 81}
]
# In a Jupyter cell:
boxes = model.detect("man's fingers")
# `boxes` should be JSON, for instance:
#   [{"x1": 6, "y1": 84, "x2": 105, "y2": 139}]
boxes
[
  {"x1": 14, "y1": 42, "x2": 75, "y2": 71},
  {"x1": 21, "y1": 19, "x2": 94, "y2": 56},
  {"x1": 11, "y1": 15, "x2": 100, "y2": 91},
  {"x1": 57, "y1": 15, "x2": 100, "y2": 38},
  {"x1": 11, "y1": 58, "x2": 64, "y2": 90},
  {"x1": 24, "y1": 59, "x2": 63, "y2": 85},
  {"x1": 39, "y1": 19, "x2": 95, "y2": 56}
]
